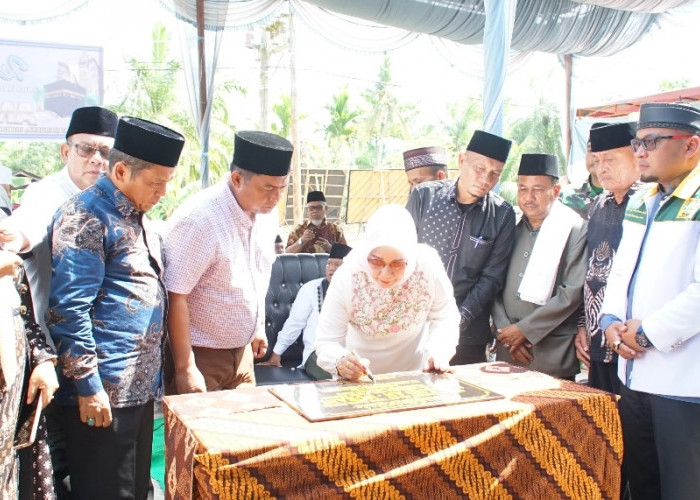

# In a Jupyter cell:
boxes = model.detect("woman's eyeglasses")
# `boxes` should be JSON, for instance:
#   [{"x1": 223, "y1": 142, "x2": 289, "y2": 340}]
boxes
[{"x1": 367, "y1": 256, "x2": 407, "y2": 273}]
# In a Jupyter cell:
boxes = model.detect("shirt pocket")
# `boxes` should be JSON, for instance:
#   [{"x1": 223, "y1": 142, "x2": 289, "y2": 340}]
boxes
[{"x1": 464, "y1": 236, "x2": 495, "y2": 271}]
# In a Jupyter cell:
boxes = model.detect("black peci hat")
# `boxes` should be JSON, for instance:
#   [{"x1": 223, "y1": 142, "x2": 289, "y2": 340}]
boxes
[
  {"x1": 518, "y1": 153, "x2": 559, "y2": 179},
  {"x1": 590, "y1": 122, "x2": 636, "y2": 152},
  {"x1": 329, "y1": 243, "x2": 352, "y2": 260},
  {"x1": 113, "y1": 117, "x2": 185, "y2": 167},
  {"x1": 466, "y1": 130, "x2": 512, "y2": 163},
  {"x1": 231, "y1": 131, "x2": 293, "y2": 176},
  {"x1": 307, "y1": 191, "x2": 326, "y2": 203},
  {"x1": 65, "y1": 106, "x2": 118, "y2": 140}
]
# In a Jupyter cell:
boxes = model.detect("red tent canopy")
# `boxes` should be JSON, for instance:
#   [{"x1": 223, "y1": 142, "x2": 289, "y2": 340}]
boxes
[{"x1": 576, "y1": 86, "x2": 700, "y2": 118}]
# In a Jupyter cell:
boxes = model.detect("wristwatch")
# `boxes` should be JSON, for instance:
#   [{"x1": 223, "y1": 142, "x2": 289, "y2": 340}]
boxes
[{"x1": 635, "y1": 325, "x2": 653, "y2": 348}]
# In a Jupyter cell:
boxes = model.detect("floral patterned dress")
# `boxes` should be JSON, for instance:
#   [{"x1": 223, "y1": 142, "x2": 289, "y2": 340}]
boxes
[
  {"x1": 314, "y1": 245, "x2": 460, "y2": 376},
  {"x1": 0, "y1": 269, "x2": 57, "y2": 500}
]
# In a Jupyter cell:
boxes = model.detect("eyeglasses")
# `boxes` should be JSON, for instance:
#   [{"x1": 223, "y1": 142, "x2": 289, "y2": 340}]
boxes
[
  {"x1": 68, "y1": 142, "x2": 111, "y2": 160},
  {"x1": 367, "y1": 256, "x2": 407, "y2": 273},
  {"x1": 307, "y1": 204, "x2": 326, "y2": 211},
  {"x1": 630, "y1": 135, "x2": 696, "y2": 153}
]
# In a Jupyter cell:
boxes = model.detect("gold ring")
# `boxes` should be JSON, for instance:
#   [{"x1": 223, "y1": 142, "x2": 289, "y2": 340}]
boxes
[{"x1": 613, "y1": 340, "x2": 622, "y2": 350}]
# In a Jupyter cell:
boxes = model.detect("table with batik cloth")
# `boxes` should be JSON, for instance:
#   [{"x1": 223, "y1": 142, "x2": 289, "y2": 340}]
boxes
[{"x1": 163, "y1": 362, "x2": 622, "y2": 499}]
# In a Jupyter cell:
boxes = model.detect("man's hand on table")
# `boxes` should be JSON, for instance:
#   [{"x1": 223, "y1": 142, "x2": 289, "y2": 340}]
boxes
[{"x1": 258, "y1": 352, "x2": 282, "y2": 367}]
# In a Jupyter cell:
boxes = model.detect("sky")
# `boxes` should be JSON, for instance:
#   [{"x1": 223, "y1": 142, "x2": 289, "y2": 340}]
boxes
[{"x1": 3, "y1": 0, "x2": 700, "y2": 164}]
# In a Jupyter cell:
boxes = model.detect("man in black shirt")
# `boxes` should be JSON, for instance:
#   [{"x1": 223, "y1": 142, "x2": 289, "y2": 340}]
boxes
[
  {"x1": 407, "y1": 130, "x2": 514, "y2": 365},
  {"x1": 574, "y1": 121, "x2": 640, "y2": 394}
]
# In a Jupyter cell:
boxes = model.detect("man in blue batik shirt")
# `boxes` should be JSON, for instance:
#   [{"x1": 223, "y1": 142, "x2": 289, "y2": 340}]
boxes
[{"x1": 47, "y1": 117, "x2": 184, "y2": 500}]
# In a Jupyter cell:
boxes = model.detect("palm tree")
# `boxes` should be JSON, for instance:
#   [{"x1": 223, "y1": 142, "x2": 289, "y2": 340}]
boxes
[
  {"x1": 112, "y1": 23, "x2": 243, "y2": 220},
  {"x1": 359, "y1": 57, "x2": 415, "y2": 169},
  {"x1": 441, "y1": 100, "x2": 482, "y2": 155},
  {"x1": 324, "y1": 88, "x2": 360, "y2": 168}
]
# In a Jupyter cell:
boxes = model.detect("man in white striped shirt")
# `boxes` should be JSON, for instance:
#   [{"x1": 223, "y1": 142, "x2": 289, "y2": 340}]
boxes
[{"x1": 163, "y1": 131, "x2": 293, "y2": 393}]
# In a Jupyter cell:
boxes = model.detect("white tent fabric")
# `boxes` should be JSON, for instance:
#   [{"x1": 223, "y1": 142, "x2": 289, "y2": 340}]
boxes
[{"x1": 0, "y1": 0, "x2": 88, "y2": 24}]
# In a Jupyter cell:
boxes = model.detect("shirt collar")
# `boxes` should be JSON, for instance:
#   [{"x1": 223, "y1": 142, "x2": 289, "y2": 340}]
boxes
[
  {"x1": 59, "y1": 166, "x2": 82, "y2": 195},
  {"x1": 95, "y1": 175, "x2": 139, "y2": 218},
  {"x1": 448, "y1": 180, "x2": 488, "y2": 210},
  {"x1": 226, "y1": 180, "x2": 254, "y2": 229},
  {"x1": 603, "y1": 181, "x2": 644, "y2": 205}
]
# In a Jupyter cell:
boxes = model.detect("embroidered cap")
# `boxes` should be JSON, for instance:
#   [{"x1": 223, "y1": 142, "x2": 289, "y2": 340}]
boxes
[
  {"x1": 466, "y1": 130, "x2": 512, "y2": 163},
  {"x1": 65, "y1": 106, "x2": 118, "y2": 140},
  {"x1": 231, "y1": 131, "x2": 293, "y2": 176},
  {"x1": 329, "y1": 243, "x2": 352, "y2": 260},
  {"x1": 113, "y1": 117, "x2": 185, "y2": 167},
  {"x1": 307, "y1": 191, "x2": 326, "y2": 203},
  {"x1": 590, "y1": 122, "x2": 636, "y2": 152},
  {"x1": 637, "y1": 102, "x2": 700, "y2": 133},
  {"x1": 403, "y1": 146, "x2": 447, "y2": 171},
  {"x1": 518, "y1": 153, "x2": 559, "y2": 179}
]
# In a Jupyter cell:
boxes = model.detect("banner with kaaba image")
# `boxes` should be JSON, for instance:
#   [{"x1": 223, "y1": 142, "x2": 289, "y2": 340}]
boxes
[{"x1": 0, "y1": 39, "x2": 103, "y2": 140}]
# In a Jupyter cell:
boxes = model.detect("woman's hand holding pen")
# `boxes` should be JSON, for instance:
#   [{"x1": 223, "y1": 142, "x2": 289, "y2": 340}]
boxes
[{"x1": 336, "y1": 351, "x2": 374, "y2": 382}]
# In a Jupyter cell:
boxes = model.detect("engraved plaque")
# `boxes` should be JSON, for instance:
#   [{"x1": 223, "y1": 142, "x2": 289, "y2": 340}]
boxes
[{"x1": 269, "y1": 371, "x2": 502, "y2": 422}]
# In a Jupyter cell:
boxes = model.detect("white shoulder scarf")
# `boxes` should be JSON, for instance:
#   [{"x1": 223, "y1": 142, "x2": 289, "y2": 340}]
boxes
[{"x1": 517, "y1": 201, "x2": 580, "y2": 305}]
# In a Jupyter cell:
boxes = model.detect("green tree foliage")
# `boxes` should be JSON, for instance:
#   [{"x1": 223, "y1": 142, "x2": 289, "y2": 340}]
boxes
[
  {"x1": 0, "y1": 141, "x2": 63, "y2": 181},
  {"x1": 441, "y1": 100, "x2": 482, "y2": 155},
  {"x1": 658, "y1": 78, "x2": 690, "y2": 92},
  {"x1": 111, "y1": 23, "x2": 242, "y2": 220},
  {"x1": 271, "y1": 94, "x2": 292, "y2": 139},
  {"x1": 323, "y1": 88, "x2": 360, "y2": 168}
]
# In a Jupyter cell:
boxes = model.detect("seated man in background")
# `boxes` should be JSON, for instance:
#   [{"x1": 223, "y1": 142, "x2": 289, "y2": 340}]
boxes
[
  {"x1": 259, "y1": 242, "x2": 352, "y2": 379},
  {"x1": 274, "y1": 234, "x2": 285, "y2": 254},
  {"x1": 286, "y1": 191, "x2": 346, "y2": 253},
  {"x1": 403, "y1": 146, "x2": 448, "y2": 189}
]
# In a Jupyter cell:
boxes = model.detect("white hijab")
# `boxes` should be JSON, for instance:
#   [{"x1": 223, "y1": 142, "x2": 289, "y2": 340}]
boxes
[{"x1": 347, "y1": 204, "x2": 418, "y2": 288}]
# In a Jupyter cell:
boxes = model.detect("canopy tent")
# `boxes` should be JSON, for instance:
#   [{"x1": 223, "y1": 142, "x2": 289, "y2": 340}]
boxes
[
  {"x1": 569, "y1": 85, "x2": 700, "y2": 183},
  {"x1": 2, "y1": 0, "x2": 696, "y2": 218},
  {"x1": 577, "y1": 85, "x2": 700, "y2": 118}
]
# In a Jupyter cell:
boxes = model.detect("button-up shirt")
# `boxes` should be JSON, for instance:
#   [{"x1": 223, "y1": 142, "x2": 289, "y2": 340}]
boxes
[
  {"x1": 585, "y1": 185, "x2": 641, "y2": 363},
  {"x1": 47, "y1": 175, "x2": 166, "y2": 408},
  {"x1": 286, "y1": 219, "x2": 346, "y2": 253},
  {"x1": 406, "y1": 179, "x2": 515, "y2": 346},
  {"x1": 6, "y1": 167, "x2": 81, "y2": 339},
  {"x1": 163, "y1": 180, "x2": 278, "y2": 349}
]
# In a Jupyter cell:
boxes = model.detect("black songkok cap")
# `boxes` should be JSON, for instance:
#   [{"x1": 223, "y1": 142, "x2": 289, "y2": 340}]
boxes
[
  {"x1": 274, "y1": 234, "x2": 283, "y2": 243},
  {"x1": 307, "y1": 191, "x2": 326, "y2": 203},
  {"x1": 329, "y1": 243, "x2": 352, "y2": 260},
  {"x1": 518, "y1": 153, "x2": 559, "y2": 179},
  {"x1": 466, "y1": 130, "x2": 512, "y2": 163},
  {"x1": 590, "y1": 122, "x2": 636, "y2": 152},
  {"x1": 65, "y1": 106, "x2": 118, "y2": 140},
  {"x1": 403, "y1": 146, "x2": 447, "y2": 171},
  {"x1": 113, "y1": 117, "x2": 185, "y2": 167},
  {"x1": 231, "y1": 131, "x2": 293, "y2": 176},
  {"x1": 638, "y1": 102, "x2": 700, "y2": 133}
]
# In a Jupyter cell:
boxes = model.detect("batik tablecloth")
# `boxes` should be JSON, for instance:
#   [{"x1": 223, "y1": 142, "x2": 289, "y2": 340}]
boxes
[{"x1": 164, "y1": 363, "x2": 622, "y2": 499}]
